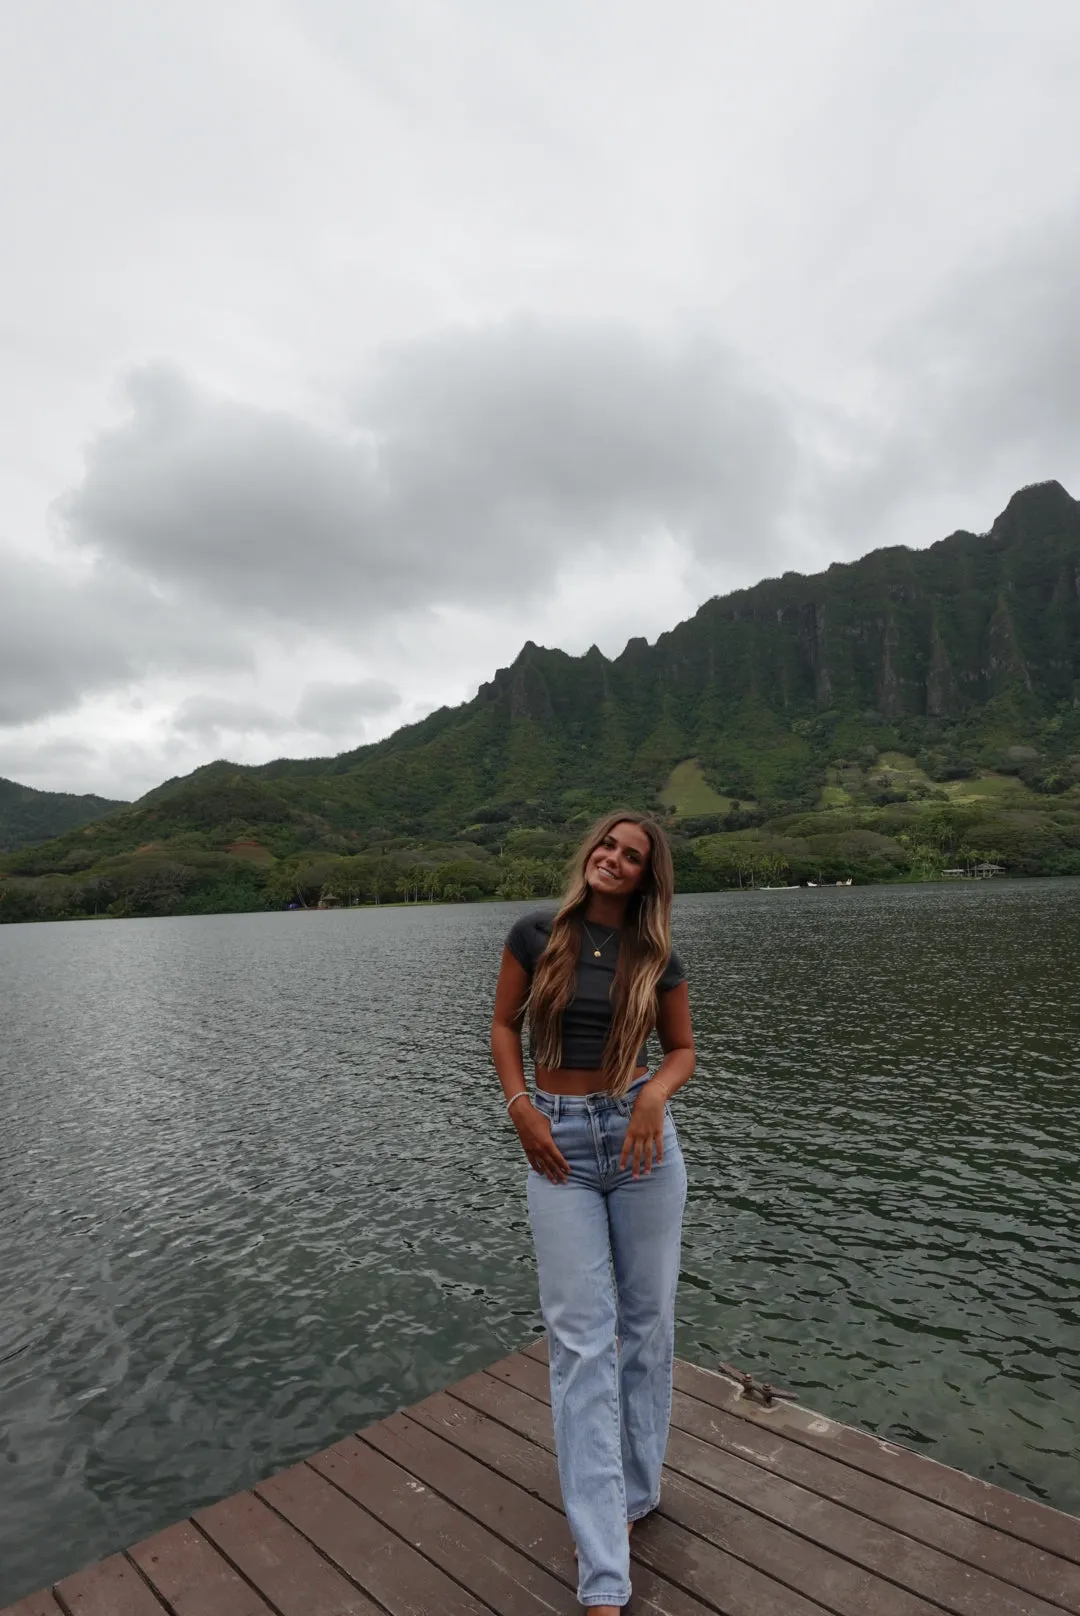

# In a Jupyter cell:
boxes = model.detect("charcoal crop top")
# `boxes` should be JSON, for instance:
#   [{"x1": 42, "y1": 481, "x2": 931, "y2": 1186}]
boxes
[{"x1": 505, "y1": 907, "x2": 686, "y2": 1070}]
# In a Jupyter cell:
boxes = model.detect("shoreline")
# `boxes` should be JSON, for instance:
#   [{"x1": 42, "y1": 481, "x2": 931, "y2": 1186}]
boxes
[{"x1": 6, "y1": 868, "x2": 1079, "y2": 927}]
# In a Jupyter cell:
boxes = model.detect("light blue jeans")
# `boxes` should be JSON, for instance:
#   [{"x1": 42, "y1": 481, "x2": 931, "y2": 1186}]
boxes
[{"x1": 527, "y1": 1078, "x2": 687, "y2": 1609}]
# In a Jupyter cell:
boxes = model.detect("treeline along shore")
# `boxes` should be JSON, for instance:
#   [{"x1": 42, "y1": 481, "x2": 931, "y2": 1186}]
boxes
[
  {"x1": 3, "y1": 481, "x2": 1080, "y2": 923},
  {"x1": 2, "y1": 793, "x2": 1080, "y2": 923}
]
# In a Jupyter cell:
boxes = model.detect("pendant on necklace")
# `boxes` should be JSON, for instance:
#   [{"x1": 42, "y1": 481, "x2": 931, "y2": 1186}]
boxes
[{"x1": 593, "y1": 948, "x2": 602, "y2": 957}]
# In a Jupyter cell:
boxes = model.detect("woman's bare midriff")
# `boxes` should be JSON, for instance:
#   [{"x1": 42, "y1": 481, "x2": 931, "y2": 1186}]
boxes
[{"x1": 535, "y1": 1064, "x2": 649, "y2": 1095}]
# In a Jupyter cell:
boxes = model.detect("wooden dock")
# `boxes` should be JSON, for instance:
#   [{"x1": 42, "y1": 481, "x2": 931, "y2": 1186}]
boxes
[{"x1": 5, "y1": 1340, "x2": 1079, "y2": 1615}]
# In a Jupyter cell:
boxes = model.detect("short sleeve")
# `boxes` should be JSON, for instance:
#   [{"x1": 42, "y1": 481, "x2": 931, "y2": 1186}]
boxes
[
  {"x1": 658, "y1": 945, "x2": 686, "y2": 992},
  {"x1": 505, "y1": 911, "x2": 547, "y2": 972}
]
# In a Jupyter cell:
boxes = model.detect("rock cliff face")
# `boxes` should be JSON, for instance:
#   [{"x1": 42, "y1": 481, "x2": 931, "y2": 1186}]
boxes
[
  {"x1": 474, "y1": 479, "x2": 1077, "y2": 724},
  {"x1": 605, "y1": 479, "x2": 1077, "y2": 726}
]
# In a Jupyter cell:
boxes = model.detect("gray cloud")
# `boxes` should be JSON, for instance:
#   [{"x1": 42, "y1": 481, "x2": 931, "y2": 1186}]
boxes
[
  {"x1": 909, "y1": 214, "x2": 1080, "y2": 472},
  {"x1": 60, "y1": 364, "x2": 381, "y2": 622},
  {"x1": 362, "y1": 321, "x2": 798, "y2": 573},
  {"x1": 0, "y1": 551, "x2": 252, "y2": 727},
  {"x1": 815, "y1": 211, "x2": 1080, "y2": 549},
  {"x1": 0, "y1": 555, "x2": 135, "y2": 725},
  {"x1": 171, "y1": 693, "x2": 295, "y2": 745},
  {"x1": 58, "y1": 323, "x2": 799, "y2": 632},
  {"x1": 295, "y1": 678, "x2": 400, "y2": 734},
  {"x1": 170, "y1": 679, "x2": 402, "y2": 748},
  {"x1": 0, "y1": 735, "x2": 97, "y2": 789}
]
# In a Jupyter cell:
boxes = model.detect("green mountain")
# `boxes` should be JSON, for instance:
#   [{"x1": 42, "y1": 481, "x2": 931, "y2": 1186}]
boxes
[
  {"x1": 4, "y1": 479, "x2": 1080, "y2": 920},
  {"x1": 0, "y1": 776, "x2": 125, "y2": 852},
  {"x1": 296, "y1": 476, "x2": 1080, "y2": 826}
]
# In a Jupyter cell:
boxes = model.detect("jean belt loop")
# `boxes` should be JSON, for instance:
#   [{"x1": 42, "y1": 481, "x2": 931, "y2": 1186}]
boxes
[{"x1": 552, "y1": 1094, "x2": 562, "y2": 1123}]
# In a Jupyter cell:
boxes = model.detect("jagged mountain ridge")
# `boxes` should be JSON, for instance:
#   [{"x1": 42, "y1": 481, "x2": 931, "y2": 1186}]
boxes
[
  {"x1": 475, "y1": 477, "x2": 1078, "y2": 725},
  {"x1": 244, "y1": 478, "x2": 1080, "y2": 832}
]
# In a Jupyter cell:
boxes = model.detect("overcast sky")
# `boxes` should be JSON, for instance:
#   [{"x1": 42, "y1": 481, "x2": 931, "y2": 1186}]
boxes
[{"x1": 3, "y1": 0, "x2": 1079, "y2": 800}]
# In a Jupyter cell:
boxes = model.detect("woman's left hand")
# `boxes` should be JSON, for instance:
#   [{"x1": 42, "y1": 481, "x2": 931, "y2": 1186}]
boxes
[{"x1": 619, "y1": 1083, "x2": 667, "y2": 1178}]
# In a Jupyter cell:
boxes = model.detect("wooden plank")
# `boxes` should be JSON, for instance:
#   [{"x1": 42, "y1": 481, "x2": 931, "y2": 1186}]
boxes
[
  {"x1": 365, "y1": 1405, "x2": 739, "y2": 1616},
  {"x1": 672, "y1": 1358, "x2": 1080, "y2": 1568},
  {"x1": 654, "y1": 1461, "x2": 935, "y2": 1616},
  {"x1": 363, "y1": 1408, "x2": 575, "y2": 1578},
  {"x1": 630, "y1": 1511, "x2": 840, "y2": 1616},
  {"x1": 52, "y1": 1554, "x2": 167, "y2": 1616},
  {"x1": 194, "y1": 1490, "x2": 380, "y2": 1616},
  {"x1": 405, "y1": 1390, "x2": 835, "y2": 1616},
  {"x1": 659, "y1": 1435, "x2": 1060, "y2": 1616},
  {"x1": 449, "y1": 1368, "x2": 559, "y2": 1450},
  {"x1": 256, "y1": 1459, "x2": 492, "y2": 1616},
  {"x1": 449, "y1": 1373, "x2": 954, "y2": 1616},
  {"x1": 521, "y1": 1343, "x2": 1080, "y2": 1595},
  {"x1": 488, "y1": 1350, "x2": 552, "y2": 1403},
  {"x1": 309, "y1": 1430, "x2": 579, "y2": 1616},
  {"x1": 128, "y1": 1519, "x2": 277, "y2": 1615},
  {"x1": 523, "y1": 1341, "x2": 1080, "y2": 1574},
  {"x1": 520, "y1": 1339, "x2": 551, "y2": 1366},
  {"x1": 0, "y1": 1593, "x2": 66, "y2": 1616},
  {"x1": 668, "y1": 1387, "x2": 1080, "y2": 1614},
  {"x1": 511, "y1": 1350, "x2": 1075, "y2": 1616}
]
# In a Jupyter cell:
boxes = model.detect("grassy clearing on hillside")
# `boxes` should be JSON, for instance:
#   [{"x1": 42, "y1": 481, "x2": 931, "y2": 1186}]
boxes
[
  {"x1": 943, "y1": 773, "x2": 1038, "y2": 805},
  {"x1": 659, "y1": 759, "x2": 738, "y2": 816},
  {"x1": 873, "y1": 751, "x2": 931, "y2": 784}
]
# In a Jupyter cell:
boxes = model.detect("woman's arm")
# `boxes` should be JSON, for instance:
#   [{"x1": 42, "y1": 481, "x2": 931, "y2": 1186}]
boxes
[
  {"x1": 649, "y1": 980, "x2": 696, "y2": 1100},
  {"x1": 492, "y1": 948, "x2": 570, "y2": 1183},
  {"x1": 491, "y1": 947, "x2": 531, "y2": 1104},
  {"x1": 619, "y1": 981, "x2": 695, "y2": 1177}
]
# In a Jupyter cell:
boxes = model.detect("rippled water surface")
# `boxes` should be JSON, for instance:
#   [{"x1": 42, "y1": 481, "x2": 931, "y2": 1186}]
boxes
[{"x1": 1, "y1": 881, "x2": 1079, "y2": 1602}]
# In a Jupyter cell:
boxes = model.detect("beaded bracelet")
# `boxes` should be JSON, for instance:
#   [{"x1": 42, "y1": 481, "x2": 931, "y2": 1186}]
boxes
[{"x1": 505, "y1": 1090, "x2": 531, "y2": 1114}]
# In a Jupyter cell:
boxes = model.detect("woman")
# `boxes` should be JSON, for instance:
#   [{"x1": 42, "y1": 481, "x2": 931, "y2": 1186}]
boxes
[{"x1": 491, "y1": 810, "x2": 695, "y2": 1613}]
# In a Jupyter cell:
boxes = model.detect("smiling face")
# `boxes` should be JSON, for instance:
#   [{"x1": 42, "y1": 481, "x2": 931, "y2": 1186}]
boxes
[{"x1": 584, "y1": 818, "x2": 653, "y2": 902}]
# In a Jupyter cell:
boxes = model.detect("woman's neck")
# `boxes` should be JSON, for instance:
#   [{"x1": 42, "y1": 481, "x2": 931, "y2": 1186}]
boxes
[{"x1": 583, "y1": 894, "x2": 628, "y2": 929}]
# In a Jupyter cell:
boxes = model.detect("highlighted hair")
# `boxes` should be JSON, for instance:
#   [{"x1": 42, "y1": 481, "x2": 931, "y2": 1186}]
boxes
[{"x1": 527, "y1": 810, "x2": 675, "y2": 1096}]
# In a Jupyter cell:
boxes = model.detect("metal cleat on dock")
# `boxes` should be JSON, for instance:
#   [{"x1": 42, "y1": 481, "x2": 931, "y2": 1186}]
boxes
[{"x1": 718, "y1": 1362, "x2": 797, "y2": 1408}]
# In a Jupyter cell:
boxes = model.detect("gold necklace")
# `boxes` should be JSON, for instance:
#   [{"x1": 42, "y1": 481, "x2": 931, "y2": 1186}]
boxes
[{"x1": 581, "y1": 920, "x2": 614, "y2": 958}]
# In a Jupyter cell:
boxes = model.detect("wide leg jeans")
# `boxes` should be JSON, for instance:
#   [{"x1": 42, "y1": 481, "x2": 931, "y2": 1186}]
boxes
[{"x1": 527, "y1": 1079, "x2": 687, "y2": 1609}]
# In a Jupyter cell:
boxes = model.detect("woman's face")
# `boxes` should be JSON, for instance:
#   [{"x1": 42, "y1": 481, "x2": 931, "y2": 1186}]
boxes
[{"x1": 585, "y1": 820, "x2": 652, "y2": 900}]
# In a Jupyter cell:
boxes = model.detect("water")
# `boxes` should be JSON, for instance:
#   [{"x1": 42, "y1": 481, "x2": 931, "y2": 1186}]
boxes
[{"x1": 1, "y1": 881, "x2": 1078, "y2": 1603}]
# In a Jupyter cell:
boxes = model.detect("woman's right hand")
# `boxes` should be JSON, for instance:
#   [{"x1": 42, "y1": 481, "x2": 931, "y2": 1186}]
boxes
[{"x1": 514, "y1": 1103, "x2": 570, "y2": 1184}]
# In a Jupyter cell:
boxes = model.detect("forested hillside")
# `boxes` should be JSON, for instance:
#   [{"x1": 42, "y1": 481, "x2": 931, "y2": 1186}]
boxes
[
  {"x1": 4, "y1": 480, "x2": 1079, "y2": 920},
  {"x1": 0, "y1": 776, "x2": 125, "y2": 852}
]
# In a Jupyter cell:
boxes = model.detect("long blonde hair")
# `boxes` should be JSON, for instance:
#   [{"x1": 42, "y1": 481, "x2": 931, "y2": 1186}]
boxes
[{"x1": 527, "y1": 810, "x2": 675, "y2": 1095}]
